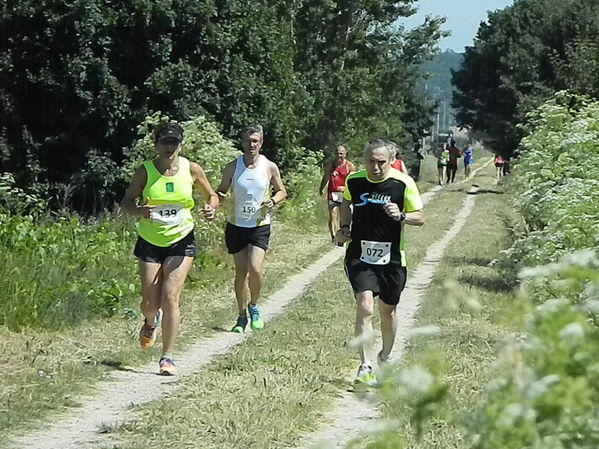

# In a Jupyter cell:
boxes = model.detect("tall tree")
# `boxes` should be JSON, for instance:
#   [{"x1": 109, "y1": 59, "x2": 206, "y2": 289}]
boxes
[
  {"x1": 452, "y1": 0, "x2": 599, "y2": 157},
  {"x1": 0, "y1": 0, "x2": 445, "y2": 212},
  {"x1": 292, "y1": 0, "x2": 445, "y2": 153}
]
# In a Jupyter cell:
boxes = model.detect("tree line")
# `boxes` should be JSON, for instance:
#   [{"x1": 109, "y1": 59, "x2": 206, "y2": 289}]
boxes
[
  {"x1": 0, "y1": 0, "x2": 445, "y2": 214},
  {"x1": 453, "y1": 0, "x2": 599, "y2": 158}
]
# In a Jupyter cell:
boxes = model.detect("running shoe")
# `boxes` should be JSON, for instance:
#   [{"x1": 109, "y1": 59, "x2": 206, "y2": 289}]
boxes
[
  {"x1": 159, "y1": 357, "x2": 176, "y2": 376},
  {"x1": 248, "y1": 304, "x2": 264, "y2": 330},
  {"x1": 354, "y1": 361, "x2": 378, "y2": 387},
  {"x1": 231, "y1": 314, "x2": 248, "y2": 333},
  {"x1": 139, "y1": 309, "x2": 163, "y2": 350}
]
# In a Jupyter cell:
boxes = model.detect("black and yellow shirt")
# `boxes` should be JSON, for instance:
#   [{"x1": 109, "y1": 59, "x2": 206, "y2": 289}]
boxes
[{"x1": 343, "y1": 168, "x2": 423, "y2": 266}]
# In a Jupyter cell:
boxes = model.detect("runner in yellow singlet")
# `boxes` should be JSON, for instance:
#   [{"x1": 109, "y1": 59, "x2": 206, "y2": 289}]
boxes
[
  {"x1": 121, "y1": 122, "x2": 219, "y2": 375},
  {"x1": 216, "y1": 125, "x2": 287, "y2": 333}
]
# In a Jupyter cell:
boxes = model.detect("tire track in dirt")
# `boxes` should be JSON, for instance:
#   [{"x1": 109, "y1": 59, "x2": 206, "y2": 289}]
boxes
[{"x1": 9, "y1": 248, "x2": 345, "y2": 449}]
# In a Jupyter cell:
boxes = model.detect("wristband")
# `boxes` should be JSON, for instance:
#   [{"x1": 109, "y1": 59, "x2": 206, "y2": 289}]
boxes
[{"x1": 399, "y1": 211, "x2": 406, "y2": 222}]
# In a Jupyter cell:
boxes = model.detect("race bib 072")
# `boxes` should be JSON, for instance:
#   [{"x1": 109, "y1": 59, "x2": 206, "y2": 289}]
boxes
[{"x1": 360, "y1": 240, "x2": 391, "y2": 265}]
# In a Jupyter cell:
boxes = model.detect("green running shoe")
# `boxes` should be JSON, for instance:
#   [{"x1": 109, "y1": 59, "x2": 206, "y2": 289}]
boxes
[
  {"x1": 232, "y1": 315, "x2": 248, "y2": 333},
  {"x1": 354, "y1": 362, "x2": 378, "y2": 387},
  {"x1": 248, "y1": 304, "x2": 264, "y2": 331}
]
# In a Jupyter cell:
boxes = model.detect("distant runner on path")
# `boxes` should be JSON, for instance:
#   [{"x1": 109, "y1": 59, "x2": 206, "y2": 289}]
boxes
[
  {"x1": 446, "y1": 139, "x2": 461, "y2": 183},
  {"x1": 494, "y1": 154, "x2": 505, "y2": 179},
  {"x1": 436, "y1": 145, "x2": 449, "y2": 186},
  {"x1": 462, "y1": 144, "x2": 473, "y2": 179},
  {"x1": 121, "y1": 122, "x2": 219, "y2": 375},
  {"x1": 336, "y1": 138, "x2": 424, "y2": 386},
  {"x1": 217, "y1": 125, "x2": 287, "y2": 333},
  {"x1": 319, "y1": 145, "x2": 355, "y2": 245}
]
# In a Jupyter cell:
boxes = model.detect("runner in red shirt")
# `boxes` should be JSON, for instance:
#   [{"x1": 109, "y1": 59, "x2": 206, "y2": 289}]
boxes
[
  {"x1": 494, "y1": 154, "x2": 505, "y2": 179},
  {"x1": 446, "y1": 140, "x2": 461, "y2": 183},
  {"x1": 390, "y1": 149, "x2": 408, "y2": 174},
  {"x1": 319, "y1": 145, "x2": 356, "y2": 244}
]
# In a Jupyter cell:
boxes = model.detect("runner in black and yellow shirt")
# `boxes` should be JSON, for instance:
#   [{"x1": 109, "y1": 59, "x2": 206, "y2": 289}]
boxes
[{"x1": 336, "y1": 138, "x2": 424, "y2": 386}]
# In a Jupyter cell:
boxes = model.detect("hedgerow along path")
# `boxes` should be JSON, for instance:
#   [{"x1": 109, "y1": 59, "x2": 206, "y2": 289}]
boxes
[{"x1": 8, "y1": 159, "x2": 491, "y2": 449}]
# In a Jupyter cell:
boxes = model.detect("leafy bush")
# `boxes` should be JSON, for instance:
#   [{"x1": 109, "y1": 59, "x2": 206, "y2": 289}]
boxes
[
  {"x1": 504, "y1": 92, "x2": 599, "y2": 272},
  {"x1": 0, "y1": 212, "x2": 138, "y2": 330},
  {"x1": 466, "y1": 251, "x2": 599, "y2": 449},
  {"x1": 121, "y1": 112, "x2": 239, "y2": 182},
  {"x1": 277, "y1": 149, "x2": 327, "y2": 228},
  {"x1": 0, "y1": 173, "x2": 46, "y2": 214}
]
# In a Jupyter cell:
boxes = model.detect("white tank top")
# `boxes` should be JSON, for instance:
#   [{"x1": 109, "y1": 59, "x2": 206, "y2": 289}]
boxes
[{"x1": 230, "y1": 155, "x2": 271, "y2": 227}]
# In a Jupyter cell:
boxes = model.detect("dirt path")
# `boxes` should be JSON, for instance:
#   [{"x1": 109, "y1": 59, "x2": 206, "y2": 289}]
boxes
[{"x1": 9, "y1": 161, "x2": 490, "y2": 449}]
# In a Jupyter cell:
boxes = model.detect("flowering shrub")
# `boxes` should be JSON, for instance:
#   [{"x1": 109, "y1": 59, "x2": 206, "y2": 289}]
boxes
[
  {"x1": 467, "y1": 251, "x2": 599, "y2": 449},
  {"x1": 505, "y1": 92, "x2": 599, "y2": 271}
]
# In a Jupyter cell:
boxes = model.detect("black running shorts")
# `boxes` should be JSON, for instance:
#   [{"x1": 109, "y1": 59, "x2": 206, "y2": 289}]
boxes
[
  {"x1": 134, "y1": 232, "x2": 196, "y2": 264},
  {"x1": 344, "y1": 257, "x2": 407, "y2": 306},
  {"x1": 225, "y1": 222, "x2": 271, "y2": 254}
]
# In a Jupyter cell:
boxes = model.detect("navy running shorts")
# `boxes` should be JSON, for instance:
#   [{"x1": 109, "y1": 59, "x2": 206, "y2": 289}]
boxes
[
  {"x1": 225, "y1": 222, "x2": 271, "y2": 254},
  {"x1": 134, "y1": 232, "x2": 196, "y2": 264},
  {"x1": 344, "y1": 257, "x2": 407, "y2": 306}
]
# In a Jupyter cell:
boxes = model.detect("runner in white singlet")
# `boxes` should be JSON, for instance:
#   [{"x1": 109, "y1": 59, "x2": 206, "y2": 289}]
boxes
[{"x1": 216, "y1": 125, "x2": 287, "y2": 333}]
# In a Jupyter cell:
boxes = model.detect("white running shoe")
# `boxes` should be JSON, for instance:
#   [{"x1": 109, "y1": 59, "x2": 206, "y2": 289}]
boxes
[{"x1": 354, "y1": 361, "x2": 377, "y2": 386}]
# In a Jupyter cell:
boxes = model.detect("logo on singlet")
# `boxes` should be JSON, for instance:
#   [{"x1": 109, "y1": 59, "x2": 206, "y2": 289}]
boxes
[
  {"x1": 166, "y1": 182, "x2": 174, "y2": 193},
  {"x1": 355, "y1": 193, "x2": 391, "y2": 207}
]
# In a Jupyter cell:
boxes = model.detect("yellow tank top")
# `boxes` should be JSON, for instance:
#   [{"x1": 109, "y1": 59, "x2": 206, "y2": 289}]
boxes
[{"x1": 137, "y1": 157, "x2": 194, "y2": 247}]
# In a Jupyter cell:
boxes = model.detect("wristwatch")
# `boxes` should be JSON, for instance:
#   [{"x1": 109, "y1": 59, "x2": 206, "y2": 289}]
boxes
[{"x1": 399, "y1": 211, "x2": 406, "y2": 222}]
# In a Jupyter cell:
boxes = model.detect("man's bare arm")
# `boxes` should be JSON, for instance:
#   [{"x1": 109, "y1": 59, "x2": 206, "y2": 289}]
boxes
[
  {"x1": 266, "y1": 162, "x2": 287, "y2": 207},
  {"x1": 215, "y1": 160, "x2": 236, "y2": 204}
]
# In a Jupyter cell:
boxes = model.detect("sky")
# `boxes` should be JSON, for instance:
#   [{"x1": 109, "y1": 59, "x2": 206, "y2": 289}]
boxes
[{"x1": 400, "y1": 0, "x2": 514, "y2": 52}]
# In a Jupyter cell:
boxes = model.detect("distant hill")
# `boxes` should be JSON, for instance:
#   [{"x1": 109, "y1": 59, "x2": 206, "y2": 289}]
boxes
[{"x1": 417, "y1": 50, "x2": 463, "y2": 129}]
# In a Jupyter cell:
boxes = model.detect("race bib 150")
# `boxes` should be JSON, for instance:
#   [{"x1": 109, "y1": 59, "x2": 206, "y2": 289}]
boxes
[{"x1": 240, "y1": 200, "x2": 261, "y2": 221}]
